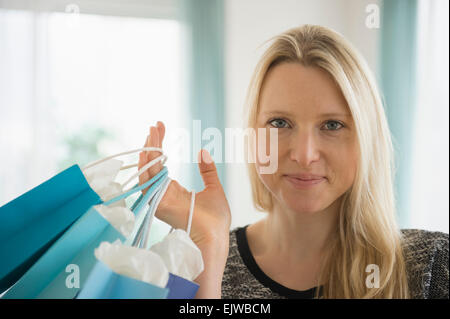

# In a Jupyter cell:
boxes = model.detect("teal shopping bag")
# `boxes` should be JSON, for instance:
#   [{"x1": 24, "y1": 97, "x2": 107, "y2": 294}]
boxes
[
  {"x1": 127, "y1": 179, "x2": 201, "y2": 299},
  {"x1": 77, "y1": 260, "x2": 169, "y2": 299},
  {"x1": 2, "y1": 167, "x2": 168, "y2": 299},
  {"x1": 76, "y1": 172, "x2": 171, "y2": 299},
  {"x1": 0, "y1": 164, "x2": 102, "y2": 293}
]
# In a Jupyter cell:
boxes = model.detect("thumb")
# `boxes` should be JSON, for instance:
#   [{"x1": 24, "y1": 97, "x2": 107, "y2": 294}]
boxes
[{"x1": 198, "y1": 149, "x2": 221, "y2": 189}]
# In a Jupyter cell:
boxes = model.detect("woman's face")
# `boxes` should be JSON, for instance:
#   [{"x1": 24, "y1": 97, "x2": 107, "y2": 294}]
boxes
[{"x1": 255, "y1": 62, "x2": 359, "y2": 215}]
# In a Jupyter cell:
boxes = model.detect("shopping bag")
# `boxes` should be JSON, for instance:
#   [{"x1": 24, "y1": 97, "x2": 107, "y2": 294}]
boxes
[
  {"x1": 166, "y1": 273, "x2": 200, "y2": 299},
  {"x1": 0, "y1": 146, "x2": 166, "y2": 297},
  {"x1": 133, "y1": 183, "x2": 202, "y2": 299},
  {"x1": 0, "y1": 164, "x2": 102, "y2": 293},
  {"x1": 77, "y1": 173, "x2": 172, "y2": 299},
  {"x1": 77, "y1": 176, "x2": 202, "y2": 299},
  {"x1": 2, "y1": 168, "x2": 168, "y2": 299},
  {"x1": 77, "y1": 260, "x2": 169, "y2": 299}
]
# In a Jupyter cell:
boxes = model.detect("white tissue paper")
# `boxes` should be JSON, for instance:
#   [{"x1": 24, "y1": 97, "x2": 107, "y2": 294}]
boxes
[
  {"x1": 95, "y1": 205, "x2": 135, "y2": 237},
  {"x1": 95, "y1": 240, "x2": 169, "y2": 288},
  {"x1": 83, "y1": 158, "x2": 123, "y2": 192},
  {"x1": 94, "y1": 182, "x2": 127, "y2": 208},
  {"x1": 83, "y1": 158, "x2": 128, "y2": 207},
  {"x1": 149, "y1": 229, "x2": 204, "y2": 281}
]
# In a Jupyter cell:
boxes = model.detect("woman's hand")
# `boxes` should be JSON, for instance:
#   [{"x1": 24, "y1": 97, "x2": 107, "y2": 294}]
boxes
[
  {"x1": 138, "y1": 121, "x2": 231, "y2": 250},
  {"x1": 139, "y1": 121, "x2": 231, "y2": 298}
]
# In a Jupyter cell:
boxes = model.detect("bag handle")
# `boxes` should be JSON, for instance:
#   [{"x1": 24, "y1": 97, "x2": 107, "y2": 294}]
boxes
[
  {"x1": 129, "y1": 174, "x2": 170, "y2": 247},
  {"x1": 137, "y1": 176, "x2": 172, "y2": 249},
  {"x1": 186, "y1": 191, "x2": 195, "y2": 236},
  {"x1": 86, "y1": 146, "x2": 167, "y2": 202},
  {"x1": 82, "y1": 147, "x2": 164, "y2": 171},
  {"x1": 167, "y1": 190, "x2": 195, "y2": 235},
  {"x1": 121, "y1": 154, "x2": 167, "y2": 190},
  {"x1": 102, "y1": 167, "x2": 168, "y2": 207},
  {"x1": 133, "y1": 184, "x2": 196, "y2": 249}
]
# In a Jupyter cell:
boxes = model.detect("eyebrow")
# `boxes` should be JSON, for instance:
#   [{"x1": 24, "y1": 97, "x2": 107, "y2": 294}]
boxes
[{"x1": 262, "y1": 110, "x2": 352, "y2": 118}]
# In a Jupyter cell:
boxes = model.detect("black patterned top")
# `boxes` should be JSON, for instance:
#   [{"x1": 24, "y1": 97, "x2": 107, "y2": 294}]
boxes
[{"x1": 221, "y1": 226, "x2": 449, "y2": 299}]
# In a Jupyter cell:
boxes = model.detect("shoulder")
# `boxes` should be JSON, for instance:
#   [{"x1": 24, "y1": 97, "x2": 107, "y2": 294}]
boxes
[
  {"x1": 400, "y1": 229, "x2": 449, "y2": 299},
  {"x1": 221, "y1": 227, "x2": 253, "y2": 298},
  {"x1": 401, "y1": 229, "x2": 448, "y2": 251},
  {"x1": 224, "y1": 227, "x2": 242, "y2": 270},
  {"x1": 221, "y1": 227, "x2": 281, "y2": 299},
  {"x1": 400, "y1": 229, "x2": 448, "y2": 265}
]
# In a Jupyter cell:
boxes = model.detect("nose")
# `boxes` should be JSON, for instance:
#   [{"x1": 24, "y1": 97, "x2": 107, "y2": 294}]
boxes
[{"x1": 289, "y1": 129, "x2": 321, "y2": 167}]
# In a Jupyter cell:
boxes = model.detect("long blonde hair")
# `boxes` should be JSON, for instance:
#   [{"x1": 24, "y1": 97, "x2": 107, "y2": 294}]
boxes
[{"x1": 244, "y1": 25, "x2": 409, "y2": 298}]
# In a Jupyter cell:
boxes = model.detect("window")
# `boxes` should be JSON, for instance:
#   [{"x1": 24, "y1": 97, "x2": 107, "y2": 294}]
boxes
[
  {"x1": 0, "y1": 3, "x2": 185, "y2": 241},
  {"x1": 410, "y1": 0, "x2": 449, "y2": 232}
]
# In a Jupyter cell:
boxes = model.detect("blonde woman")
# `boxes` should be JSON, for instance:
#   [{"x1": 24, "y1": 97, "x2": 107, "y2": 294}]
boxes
[{"x1": 138, "y1": 25, "x2": 448, "y2": 299}]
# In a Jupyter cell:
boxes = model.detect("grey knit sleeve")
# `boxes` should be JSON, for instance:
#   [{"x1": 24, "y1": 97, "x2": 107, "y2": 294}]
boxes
[
  {"x1": 401, "y1": 229, "x2": 449, "y2": 299},
  {"x1": 427, "y1": 232, "x2": 449, "y2": 298}
]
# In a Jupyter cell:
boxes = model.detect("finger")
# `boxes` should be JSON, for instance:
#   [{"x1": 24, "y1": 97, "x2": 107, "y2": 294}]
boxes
[
  {"x1": 197, "y1": 149, "x2": 221, "y2": 189},
  {"x1": 138, "y1": 152, "x2": 151, "y2": 193},
  {"x1": 139, "y1": 132, "x2": 148, "y2": 171},
  {"x1": 146, "y1": 126, "x2": 163, "y2": 177},
  {"x1": 156, "y1": 121, "x2": 165, "y2": 147},
  {"x1": 138, "y1": 151, "x2": 145, "y2": 170}
]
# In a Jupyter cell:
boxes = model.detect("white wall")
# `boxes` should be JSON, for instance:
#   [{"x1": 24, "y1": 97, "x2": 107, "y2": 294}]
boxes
[{"x1": 224, "y1": 0, "x2": 381, "y2": 229}]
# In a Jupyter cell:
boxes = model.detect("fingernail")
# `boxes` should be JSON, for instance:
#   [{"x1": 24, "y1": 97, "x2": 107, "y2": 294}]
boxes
[{"x1": 201, "y1": 150, "x2": 213, "y2": 164}]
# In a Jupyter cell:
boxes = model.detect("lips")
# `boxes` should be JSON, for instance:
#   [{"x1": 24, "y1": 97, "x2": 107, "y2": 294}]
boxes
[
  {"x1": 283, "y1": 174, "x2": 326, "y2": 189},
  {"x1": 284, "y1": 174, "x2": 325, "y2": 181}
]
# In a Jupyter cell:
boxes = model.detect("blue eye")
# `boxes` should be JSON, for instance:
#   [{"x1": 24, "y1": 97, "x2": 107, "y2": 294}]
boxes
[
  {"x1": 323, "y1": 120, "x2": 344, "y2": 131},
  {"x1": 269, "y1": 118, "x2": 289, "y2": 128}
]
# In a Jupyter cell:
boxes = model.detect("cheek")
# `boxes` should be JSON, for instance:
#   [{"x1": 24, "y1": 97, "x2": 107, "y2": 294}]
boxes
[
  {"x1": 255, "y1": 127, "x2": 290, "y2": 154},
  {"x1": 258, "y1": 172, "x2": 274, "y2": 190},
  {"x1": 254, "y1": 127, "x2": 283, "y2": 170},
  {"x1": 328, "y1": 143, "x2": 358, "y2": 188},
  {"x1": 256, "y1": 169, "x2": 284, "y2": 206}
]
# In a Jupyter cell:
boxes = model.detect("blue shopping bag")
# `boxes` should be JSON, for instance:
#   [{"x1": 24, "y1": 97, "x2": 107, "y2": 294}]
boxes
[
  {"x1": 166, "y1": 273, "x2": 199, "y2": 299},
  {"x1": 132, "y1": 185, "x2": 202, "y2": 299},
  {"x1": 76, "y1": 176, "x2": 172, "y2": 300},
  {"x1": 2, "y1": 167, "x2": 168, "y2": 299},
  {"x1": 77, "y1": 260, "x2": 169, "y2": 299},
  {"x1": 0, "y1": 164, "x2": 102, "y2": 293}
]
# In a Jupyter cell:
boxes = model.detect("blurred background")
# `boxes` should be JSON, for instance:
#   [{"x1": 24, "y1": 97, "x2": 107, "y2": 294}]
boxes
[{"x1": 0, "y1": 0, "x2": 448, "y2": 236}]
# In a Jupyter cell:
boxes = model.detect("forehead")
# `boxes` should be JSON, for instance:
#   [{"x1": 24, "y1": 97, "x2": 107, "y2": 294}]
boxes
[{"x1": 258, "y1": 62, "x2": 350, "y2": 118}]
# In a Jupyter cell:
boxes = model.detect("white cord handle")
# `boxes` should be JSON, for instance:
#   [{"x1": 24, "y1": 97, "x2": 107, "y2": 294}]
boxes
[
  {"x1": 82, "y1": 147, "x2": 163, "y2": 170},
  {"x1": 187, "y1": 191, "x2": 195, "y2": 236},
  {"x1": 168, "y1": 190, "x2": 195, "y2": 237},
  {"x1": 121, "y1": 154, "x2": 167, "y2": 190},
  {"x1": 86, "y1": 146, "x2": 167, "y2": 202},
  {"x1": 141, "y1": 177, "x2": 172, "y2": 249}
]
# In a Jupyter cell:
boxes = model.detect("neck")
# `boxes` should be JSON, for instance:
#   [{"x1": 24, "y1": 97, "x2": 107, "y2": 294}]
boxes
[{"x1": 258, "y1": 197, "x2": 341, "y2": 262}]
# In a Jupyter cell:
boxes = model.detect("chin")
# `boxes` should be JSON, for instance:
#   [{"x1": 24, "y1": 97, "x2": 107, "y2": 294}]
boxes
[
  {"x1": 277, "y1": 187, "x2": 323, "y2": 212},
  {"x1": 288, "y1": 203, "x2": 324, "y2": 215}
]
